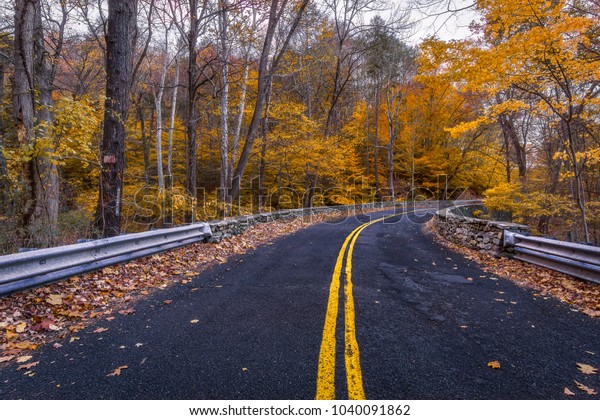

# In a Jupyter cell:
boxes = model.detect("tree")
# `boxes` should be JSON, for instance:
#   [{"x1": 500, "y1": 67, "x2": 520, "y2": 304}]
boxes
[
  {"x1": 12, "y1": 0, "x2": 62, "y2": 247},
  {"x1": 229, "y1": 0, "x2": 310, "y2": 203},
  {"x1": 95, "y1": 0, "x2": 137, "y2": 237},
  {"x1": 362, "y1": 16, "x2": 415, "y2": 199}
]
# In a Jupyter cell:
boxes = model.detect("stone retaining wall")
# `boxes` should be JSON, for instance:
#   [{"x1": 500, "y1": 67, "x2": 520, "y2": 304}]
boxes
[{"x1": 433, "y1": 206, "x2": 529, "y2": 254}]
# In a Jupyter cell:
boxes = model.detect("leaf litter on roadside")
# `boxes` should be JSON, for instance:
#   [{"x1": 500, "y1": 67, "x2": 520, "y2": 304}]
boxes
[
  {"x1": 427, "y1": 221, "x2": 600, "y2": 318},
  {"x1": 0, "y1": 212, "x2": 344, "y2": 363}
]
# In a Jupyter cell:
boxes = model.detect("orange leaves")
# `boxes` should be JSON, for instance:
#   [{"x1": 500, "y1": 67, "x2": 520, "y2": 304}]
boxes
[
  {"x1": 17, "y1": 361, "x2": 39, "y2": 371},
  {"x1": 118, "y1": 308, "x2": 135, "y2": 316},
  {"x1": 487, "y1": 360, "x2": 501, "y2": 369},
  {"x1": 93, "y1": 327, "x2": 108, "y2": 334},
  {"x1": 107, "y1": 365, "x2": 128, "y2": 377}
]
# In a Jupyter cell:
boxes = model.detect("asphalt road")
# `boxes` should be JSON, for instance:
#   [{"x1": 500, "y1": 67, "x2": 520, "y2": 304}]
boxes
[{"x1": 1, "y1": 209, "x2": 600, "y2": 399}]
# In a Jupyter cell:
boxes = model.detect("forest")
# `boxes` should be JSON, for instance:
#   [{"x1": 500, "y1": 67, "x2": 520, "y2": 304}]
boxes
[{"x1": 0, "y1": 0, "x2": 598, "y2": 253}]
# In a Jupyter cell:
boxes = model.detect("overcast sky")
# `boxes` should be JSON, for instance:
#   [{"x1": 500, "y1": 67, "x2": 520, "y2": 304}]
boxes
[{"x1": 403, "y1": 0, "x2": 479, "y2": 44}]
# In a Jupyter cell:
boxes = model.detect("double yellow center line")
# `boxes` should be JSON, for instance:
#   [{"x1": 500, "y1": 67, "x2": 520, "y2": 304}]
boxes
[{"x1": 316, "y1": 215, "x2": 388, "y2": 400}]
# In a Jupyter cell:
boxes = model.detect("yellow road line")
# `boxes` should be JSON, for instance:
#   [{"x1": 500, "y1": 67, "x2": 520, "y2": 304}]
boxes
[
  {"x1": 316, "y1": 223, "x2": 364, "y2": 400},
  {"x1": 316, "y1": 216, "x2": 387, "y2": 400}
]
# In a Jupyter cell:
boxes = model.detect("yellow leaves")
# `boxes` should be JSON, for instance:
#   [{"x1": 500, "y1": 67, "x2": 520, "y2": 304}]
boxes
[
  {"x1": 5, "y1": 330, "x2": 19, "y2": 341},
  {"x1": 484, "y1": 183, "x2": 576, "y2": 224},
  {"x1": 16, "y1": 355, "x2": 33, "y2": 363},
  {"x1": 487, "y1": 360, "x2": 501, "y2": 369},
  {"x1": 445, "y1": 117, "x2": 490, "y2": 139},
  {"x1": 564, "y1": 387, "x2": 575, "y2": 396},
  {"x1": 45, "y1": 294, "x2": 63, "y2": 306},
  {"x1": 576, "y1": 363, "x2": 597, "y2": 375}
]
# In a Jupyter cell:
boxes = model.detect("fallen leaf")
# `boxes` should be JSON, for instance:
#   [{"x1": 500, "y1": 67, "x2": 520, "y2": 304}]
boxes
[
  {"x1": 242, "y1": 367, "x2": 248, "y2": 372},
  {"x1": 69, "y1": 336, "x2": 80, "y2": 343},
  {"x1": 163, "y1": 300, "x2": 173, "y2": 305},
  {"x1": 577, "y1": 363, "x2": 598, "y2": 375},
  {"x1": 0, "y1": 356, "x2": 15, "y2": 363},
  {"x1": 107, "y1": 365, "x2": 128, "y2": 376},
  {"x1": 53, "y1": 343, "x2": 62, "y2": 349},
  {"x1": 93, "y1": 327, "x2": 109, "y2": 334},
  {"x1": 9, "y1": 341, "x2": 37, "y2": 350},
  {"x1": 16, "y1": 355, "x2": 32, "y2": 363},
  {"x1": 118, "y1": 308, "x2": 135, "y2": 316},
  {"x1": 17, "y1": 361, "x2": 39, "y2": 371},
  {"x1": 564, "y1": 387, "x2": 575, "y2": 396},
  {"x1": 190, "y1": 319, "x2": 199, "y2": 324},
  {"x1": 135, "y1": 343, "x2": 143, "y2": 347},
  {"x1": 487, "y1": 361, "x2": 501, "y2": 369},
  {"x1": 15, "y1": 322, "x2": 27, "y2": 333},
  {"x1": 5, "y1": 330, "x2": 18, "y2": 341},
  {"x1": 31, "y1": 318, "x2": 57, "y2": 332},
  {"x1": 46, "y1": 294, "x2": 63, "y2": 306},
  {"x1": 575, "y1": 381, "x2": 597, "y2": 395}
]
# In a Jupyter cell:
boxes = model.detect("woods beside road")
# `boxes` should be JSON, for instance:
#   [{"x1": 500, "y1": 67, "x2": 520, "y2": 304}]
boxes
[{"x1": 0, "y1": 0, "x2": 598, "y2": 255}]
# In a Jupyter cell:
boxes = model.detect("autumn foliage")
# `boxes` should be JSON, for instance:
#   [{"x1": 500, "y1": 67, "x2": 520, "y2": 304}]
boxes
[{"x1": 0, "y1": 0, "x2": 598, "y2": 250}]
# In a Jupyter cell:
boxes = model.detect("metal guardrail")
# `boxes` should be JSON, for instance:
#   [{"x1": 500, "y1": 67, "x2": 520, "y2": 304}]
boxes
[
  {"x1": 504, "y1": 231, "x2": 600, "y2": 283},
  {"x1": 0, "y1": 223, "x2": 212, "y2": 296},
  {"x1": 0, "y1": 199, "x2": 477, "y2": 297}
]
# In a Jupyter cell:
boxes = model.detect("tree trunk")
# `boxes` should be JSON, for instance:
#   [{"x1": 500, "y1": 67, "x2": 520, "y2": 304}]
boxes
[
  {"x1": 218, "y1": 0, "x2": 229, "y2": 212},
  {"x1": 154, "y1": 43, "x2": 168, "y2": 193},
  {"x1": 33, "y1": 2, "x2": 59, "y2": 243},
  {"x1": 373, "y1": 87, "x2": 380, "y2": 198},
  {"x1": 135, "y1": 96, "x2": 151, "y2": 185},
  {"x1": 167, "y1": 51, "x2": 180, "y2": 181},
  {"x1": 0, "y1": 60, "x2": 8, "y2": 213},
  {"x1": 562, "y1": 120, "x2": 590, "y2": 243},
  {"x1": 387, "y1": 130, "x2": 395, "y2": 201},
  {"x1": 185, "y1": 0, "x2": 200, "y2": 215},
  {"x1": 257, "y1": 80, "x2": 272, "y2": 211},
  {"x1": 230, "y1": 62, "x2": 249, "y2": 186},
  {"x1": 324, "y1": 52, "x2": 343, "y2": 138},
  {"x1": 95, "y1": 0, "x2": 136, "y2": 238},
  {"x1": 498, "y1": 113, "x2": 527, "y2": 184},
  {"x1": 229, "y1": 0, "x2": 309, "y2": 202},
  {"x1": 13, "y1": 0, "x2": 59, "y2": 247}
]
